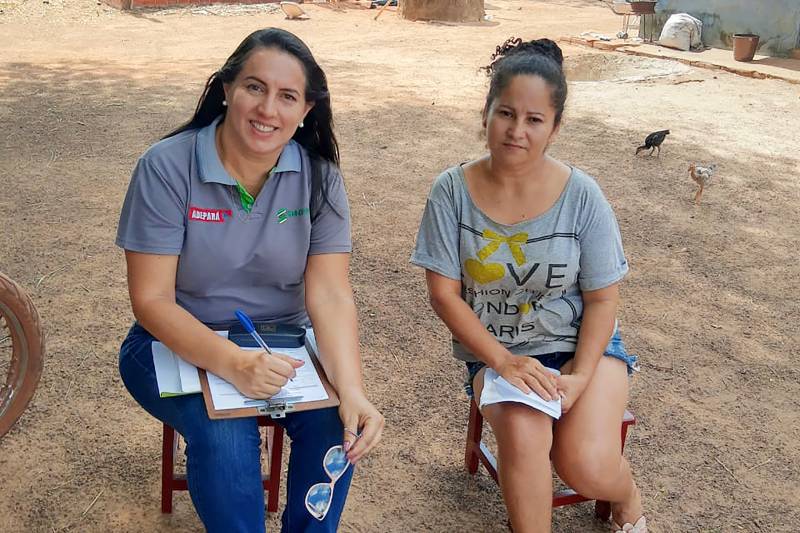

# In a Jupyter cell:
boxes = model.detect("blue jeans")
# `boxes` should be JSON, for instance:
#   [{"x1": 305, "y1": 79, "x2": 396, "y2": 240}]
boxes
[{"x1": 119, "y1": 324, "x2": 353, "y2": 533}]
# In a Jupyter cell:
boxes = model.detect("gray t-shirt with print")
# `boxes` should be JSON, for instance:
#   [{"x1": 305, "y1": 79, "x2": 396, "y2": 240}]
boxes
[
  {"x1": 411, "y1": 165, "x2": 628, "y2": 362},
  {"x1": 116, "y1": 116, "x2": 351, "y2": 329}
]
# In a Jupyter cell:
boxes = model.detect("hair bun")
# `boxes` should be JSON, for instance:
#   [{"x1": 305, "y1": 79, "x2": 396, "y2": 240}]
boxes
[
  {"x1": 486, "y1": 37, "x2": 564, "y2": 75},
  {"x1": 527, "y1": 38, "x2": 563, "y2": 67}
]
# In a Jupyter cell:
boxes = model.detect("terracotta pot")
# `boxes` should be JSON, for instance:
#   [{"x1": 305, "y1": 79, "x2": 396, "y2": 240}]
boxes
[{"x1": 733, "y1": 33, "x2": 760, "y2": 62}]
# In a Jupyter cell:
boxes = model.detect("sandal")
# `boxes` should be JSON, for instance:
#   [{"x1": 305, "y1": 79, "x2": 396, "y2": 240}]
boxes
[{"x1": 611, "y1": 516, "x2": 647, "y2": 533}]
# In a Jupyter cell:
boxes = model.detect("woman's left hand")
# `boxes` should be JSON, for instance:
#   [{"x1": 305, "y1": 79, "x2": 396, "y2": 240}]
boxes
[
  {"x1": 556, "y1": 373, "x2": 591, "y2": 414},
  {"x1": 338, "y1": 390, "x2": 384, "y2": 464}
]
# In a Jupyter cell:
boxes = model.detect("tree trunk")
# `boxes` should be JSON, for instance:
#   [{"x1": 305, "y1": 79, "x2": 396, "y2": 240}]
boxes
[{"x1": 400, "y1": 0, "x2": 484, "y2": 23}]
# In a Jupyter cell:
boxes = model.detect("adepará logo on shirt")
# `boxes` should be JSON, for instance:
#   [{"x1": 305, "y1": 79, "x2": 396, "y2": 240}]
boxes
[
  {"x1": 189, "y1": 206, "x2": 233, "y2": 223},
  {"x1": 276, "y1": 207, "x2": 310, "y2": 224}
]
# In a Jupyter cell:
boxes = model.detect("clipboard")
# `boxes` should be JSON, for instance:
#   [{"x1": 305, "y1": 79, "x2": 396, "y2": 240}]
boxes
[{"x1": 199, "y1": 340, "x2": 339, "y2": 419}]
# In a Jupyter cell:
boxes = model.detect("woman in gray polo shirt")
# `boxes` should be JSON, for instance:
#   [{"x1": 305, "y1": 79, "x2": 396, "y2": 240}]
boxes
[
  {"x1": 412, "y1": 39, "x2": 646, "y2": 532},
  {"x1": 116, "y1": 29, "x2": 383, "y2": 532}
]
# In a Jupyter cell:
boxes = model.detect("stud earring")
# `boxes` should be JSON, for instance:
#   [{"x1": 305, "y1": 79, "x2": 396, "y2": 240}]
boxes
[
  {"x1": 222, "y1": 100, "x2": 227, "y2": 106},
  {"x1": 299, "y1": 121, "x2": 304, "y2": 128}
]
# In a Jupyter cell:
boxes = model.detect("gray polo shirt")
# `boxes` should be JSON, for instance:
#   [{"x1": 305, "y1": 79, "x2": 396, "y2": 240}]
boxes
[
  {"x1": 411, "y1": 165, "x2": 627, "y2": 362},
  {"x1": 116, "y1": 116, "x2": 351, "y2": 328}
]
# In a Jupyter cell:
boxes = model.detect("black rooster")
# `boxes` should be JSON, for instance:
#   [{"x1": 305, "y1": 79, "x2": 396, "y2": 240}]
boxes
[{"x1": 635, "y1": 130, "x2": 670, "y2": 156}]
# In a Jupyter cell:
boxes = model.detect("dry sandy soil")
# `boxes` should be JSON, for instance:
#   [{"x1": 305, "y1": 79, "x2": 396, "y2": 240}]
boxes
[{"x1": 1, "y1": 0, "x2": 799, "y2": 531}]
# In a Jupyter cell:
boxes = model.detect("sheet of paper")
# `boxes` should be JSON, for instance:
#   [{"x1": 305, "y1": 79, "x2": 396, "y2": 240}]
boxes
[
  {"x1": 177, "y1": 356, "x2": 201, "y2": 394},
  {"x1": 152, "y1": 341, "x2": 183, "y2": 397},
  {"x1": 479, "y1": 367, "x2": 562, "y2": 419},
  {"x1": 207, "y1": 332, "x2": 329, "y2": 411},
  {"x1": 152, "y1": 330, "x2": 226, "y2": 397}
]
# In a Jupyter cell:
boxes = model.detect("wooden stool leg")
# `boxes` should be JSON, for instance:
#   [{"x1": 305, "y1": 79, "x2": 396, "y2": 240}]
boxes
[
  {"x1": 619, "y1": 422, "x2": 631, "y2": 452},
  {"x1": 162, "y1": 419, "x2": 286, "y2": 514},
  {"x1": 595, "y1": 500, "x2": 612, "y2": 520},
  {"x1": 161, "y1": 424, "x2": 175, "y2": 514},
  {"x1": 266, "y1": 424, "x2": 285, "y2": 514},
  {"x1": 465, "y1": 399, "x2": 483, "y2": 474}
]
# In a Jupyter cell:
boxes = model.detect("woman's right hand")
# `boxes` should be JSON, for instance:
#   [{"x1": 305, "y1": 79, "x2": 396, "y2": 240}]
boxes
[
  {"x1": 495, "y1": 355, "x2": 559, "y2": 401},
  {"x1": 227, "y1": 348, "x2": 305, "y2": 399}
]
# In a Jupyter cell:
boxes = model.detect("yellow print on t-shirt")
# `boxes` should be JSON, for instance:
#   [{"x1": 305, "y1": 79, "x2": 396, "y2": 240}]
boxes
[{"x1": 464, "y1": 229, "x2": 528, "y2": 284}]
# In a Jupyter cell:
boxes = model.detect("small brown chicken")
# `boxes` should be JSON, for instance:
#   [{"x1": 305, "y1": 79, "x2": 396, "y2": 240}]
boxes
[{"x1": 688, "y1": 162, "x2": 717, "y2": 204}]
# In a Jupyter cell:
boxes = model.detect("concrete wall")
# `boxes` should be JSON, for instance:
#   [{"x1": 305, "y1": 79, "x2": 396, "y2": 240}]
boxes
[{"x1": 652, "y1": 0, "x2": 800, "y2": 56}]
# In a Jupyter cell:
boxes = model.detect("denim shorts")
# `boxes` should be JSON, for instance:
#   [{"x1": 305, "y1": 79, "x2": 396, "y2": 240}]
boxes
[{"x1": 463, "y1": 331, "x2": 638, "y2": 397}]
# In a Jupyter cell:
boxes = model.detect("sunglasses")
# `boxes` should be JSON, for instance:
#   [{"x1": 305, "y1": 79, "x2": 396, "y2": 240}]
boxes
[{"x1": 305, "y1": 445, "x2": 351, "y2": 521}]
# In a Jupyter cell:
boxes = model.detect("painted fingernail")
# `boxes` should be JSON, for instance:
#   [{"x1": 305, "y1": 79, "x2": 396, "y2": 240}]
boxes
[{"x1": 344, "y1": 441, "x2": 351, "y2": 452}]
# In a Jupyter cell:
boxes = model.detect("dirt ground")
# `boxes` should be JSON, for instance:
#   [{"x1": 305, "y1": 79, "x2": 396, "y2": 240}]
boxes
[{"x1": 1, "y1": 0, "x2": 799, "y2": 531}]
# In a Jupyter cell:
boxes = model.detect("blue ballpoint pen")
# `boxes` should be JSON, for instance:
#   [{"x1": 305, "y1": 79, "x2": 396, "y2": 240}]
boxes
[{"x1": 234, "y1": 309, "x2": 273, "y2": 355}]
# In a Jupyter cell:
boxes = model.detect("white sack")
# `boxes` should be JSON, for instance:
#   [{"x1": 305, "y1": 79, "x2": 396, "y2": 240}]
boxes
[{"x1": 658, "y1": 13, "x2": 703, "y2": 51}]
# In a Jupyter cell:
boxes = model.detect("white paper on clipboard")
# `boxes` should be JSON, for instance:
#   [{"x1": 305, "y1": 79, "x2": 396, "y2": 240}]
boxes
[{"x1": 205, "y1": 329, "x2": 329, "y2": 410}]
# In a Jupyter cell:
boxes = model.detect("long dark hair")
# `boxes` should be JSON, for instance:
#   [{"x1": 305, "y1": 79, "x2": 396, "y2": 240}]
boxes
[
  {"x1": 166, "y1": 28, "x2": 340, "y2": 219},
  {"x1": 482, "y1": 37, "x2": 568, "y2": 127}
]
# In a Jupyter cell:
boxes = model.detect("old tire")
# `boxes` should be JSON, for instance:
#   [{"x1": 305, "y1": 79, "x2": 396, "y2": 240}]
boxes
[{"x1": 0, "y1": 272, "x2": 45, "y2": 438}]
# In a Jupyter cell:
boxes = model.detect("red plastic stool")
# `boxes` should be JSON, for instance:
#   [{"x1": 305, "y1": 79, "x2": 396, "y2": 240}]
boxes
[
  {"x1": 465, "y1": 398, "x2": 636, "y2": 519},
  {"x1": 161, "y1": 417, "x2": 285, "y2": 514}
]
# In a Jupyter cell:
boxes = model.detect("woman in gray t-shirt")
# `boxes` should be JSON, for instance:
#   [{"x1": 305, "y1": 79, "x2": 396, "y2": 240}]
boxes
[
  {"x1": 117, "y1": 29, "x2": 383, "y2": 532},
  {"x1": 412, "y1": 38, "x2": 646, "y2": 533}
]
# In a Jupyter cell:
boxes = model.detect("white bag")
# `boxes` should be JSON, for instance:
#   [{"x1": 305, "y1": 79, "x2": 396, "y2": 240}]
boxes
[{"x1": 658, "y1": 13, "x2": 703, "y2": 51}]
